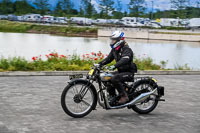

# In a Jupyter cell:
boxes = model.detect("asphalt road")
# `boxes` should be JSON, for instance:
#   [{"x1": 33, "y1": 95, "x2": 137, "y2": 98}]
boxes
[{"x1": 0, "y1": 75, "x2": 199, "y2": 133}]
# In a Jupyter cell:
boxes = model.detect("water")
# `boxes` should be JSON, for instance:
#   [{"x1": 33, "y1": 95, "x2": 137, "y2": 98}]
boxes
[{"x1": 0, "y1": 32, "x2": 200, "y2": 70}]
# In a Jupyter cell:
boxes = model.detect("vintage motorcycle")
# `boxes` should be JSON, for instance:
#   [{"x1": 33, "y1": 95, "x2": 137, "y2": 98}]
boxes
[{"x1": 61, "y1": 64, "x2": 165, "y2": 118}]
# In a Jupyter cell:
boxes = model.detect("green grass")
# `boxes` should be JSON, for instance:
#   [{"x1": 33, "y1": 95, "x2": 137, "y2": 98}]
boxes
[{"x1": 0, "y1": 20, "x2": 98, "y2": 36}]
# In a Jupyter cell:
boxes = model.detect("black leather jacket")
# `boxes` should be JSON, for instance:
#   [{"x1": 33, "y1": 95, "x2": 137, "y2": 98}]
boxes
[{"x1": 99, "y1": 41, "x2": 137, "y2": 73}]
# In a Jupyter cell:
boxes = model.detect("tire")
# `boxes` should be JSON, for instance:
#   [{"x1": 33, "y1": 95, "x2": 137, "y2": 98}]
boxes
[
  {"x1": 61, "y1": 81, "x2": 97, "y2": 118},
  {"x1": 131, "y1": 79, "x2": 159, "y2": 114}
]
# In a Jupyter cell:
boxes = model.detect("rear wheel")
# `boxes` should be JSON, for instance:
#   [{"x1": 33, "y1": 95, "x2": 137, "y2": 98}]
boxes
[
  {"x1": 131, "y1": 80, "x2": 158, "y2": 114},
  {"x1": 61, "y1": 82, "x2": 97, "y2": 118}
]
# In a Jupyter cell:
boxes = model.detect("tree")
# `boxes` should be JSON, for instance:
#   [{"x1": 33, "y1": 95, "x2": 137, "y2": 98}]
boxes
[
  {"x1": 0, "y1": 0, "x2": 14, "y2": 14},
  {"x1": 61, "y1": 0, "x2": 74, "y2": 15},
  {"x1": 196, "y1": 0, "x2": 200, "y2": 17},
  {"x1": 99, "y1": 0, "x2": 114, "y2": 18},
  {"x1": 81, "y1": 0, "x2": 96, "y2": 17},
  {"x1": 129, "y1": 0, "x2": 146, "y2": 17},
  {"x1": 113, "y1": 0, "x2": 123, "y2": 19},
  {"x1": 34, "y1": 0, "x2": 50, "y2": 15},
  {"x1": 170, "y1": 0, "x2": 190, "y2": 18},
  {"x1": 14, "y1": 0, "x2": 35, "y2": 15},
  {"x1": 54, "y1": 0, "x2": 63, "y2": 16},
  {"x1": 78, "y1": 7, "x2": 84, "y2": 17}
]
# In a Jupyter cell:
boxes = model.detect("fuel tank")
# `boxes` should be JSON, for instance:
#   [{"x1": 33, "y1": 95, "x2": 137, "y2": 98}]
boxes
[{"x1": 100, "y1": 72, "x2": 113, "y2": 81}]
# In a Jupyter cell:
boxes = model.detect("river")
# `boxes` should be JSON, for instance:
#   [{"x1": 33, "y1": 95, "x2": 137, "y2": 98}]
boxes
[{"x1": 0, "y1": 32, "x2": 200, "y2": 70}]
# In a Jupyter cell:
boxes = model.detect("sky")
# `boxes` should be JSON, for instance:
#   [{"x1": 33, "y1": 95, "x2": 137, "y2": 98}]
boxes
[
  {"x1": 2, "y1": 0, "x2": 200, "y2": 12},
  {"x1": 48, "y1": 0, "x2": 200, "y2": 12}
]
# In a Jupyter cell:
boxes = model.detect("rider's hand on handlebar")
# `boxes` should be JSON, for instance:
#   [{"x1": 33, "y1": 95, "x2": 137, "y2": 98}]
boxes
[
  {"x1": 109, "y1": 65, "x2": 116, "y2": 70},
  {"x1": 94, "y1": 64, "x2": 101, "y2": 68}
]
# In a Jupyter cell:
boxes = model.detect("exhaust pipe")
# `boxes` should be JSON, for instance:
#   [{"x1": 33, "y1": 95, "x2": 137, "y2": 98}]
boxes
[{"x1": 107, "y1": 88, "x2": 158, "y2": 109}]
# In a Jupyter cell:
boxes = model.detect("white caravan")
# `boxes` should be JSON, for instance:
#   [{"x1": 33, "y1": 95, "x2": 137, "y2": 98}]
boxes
[
  {"x1": 23, "y1": 14, "x2": 42, "y2": 22},
  {"x1": 70, "y1": 17, "x2": 92, "y2": 25},
  {"x1": 189, "y1": 18, "x2": 200, "y2": 28},
  {"x1": 42, "y1": 15, "x2": 54, "y2": 23},
  {"x1": 0, "y1": 15, "x2": 8, "y2": 20}
]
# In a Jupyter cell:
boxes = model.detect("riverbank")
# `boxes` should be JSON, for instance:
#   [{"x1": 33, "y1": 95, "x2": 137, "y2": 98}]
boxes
[
  {"x1": 99, "y1": 28, "x2": 200, "y2": 42},
  {"x1": 0, "y1": 20, "x2": 97, "y2": 37},
  {"x1": 1, "y1": 20, "x2": 200, "y2": 41}
]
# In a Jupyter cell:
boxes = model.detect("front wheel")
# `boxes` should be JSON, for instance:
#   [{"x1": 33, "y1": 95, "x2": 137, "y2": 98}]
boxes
[
  {"x1": 131, "y1": 80, "x2": 158, "y2": 114},
  {"x1": 61, "y1": 81, "x2": 97, "y2": 118}
]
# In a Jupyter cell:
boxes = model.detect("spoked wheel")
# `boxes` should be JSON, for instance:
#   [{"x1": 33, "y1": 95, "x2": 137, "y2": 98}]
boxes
[
  {"x1": 131, "y1": 80, "x2": 158, "y2": 114},
  {"x1": 61, "y1": 82, "x2": 97, "y2": 118}
]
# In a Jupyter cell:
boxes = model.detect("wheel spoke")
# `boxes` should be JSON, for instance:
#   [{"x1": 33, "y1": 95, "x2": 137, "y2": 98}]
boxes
[
  {"x1": 81, "y1": 99, "x2": 91, "y2": 106},
  {"x1": 63, "y1": 83, "x2": 94, "y2": 116}
]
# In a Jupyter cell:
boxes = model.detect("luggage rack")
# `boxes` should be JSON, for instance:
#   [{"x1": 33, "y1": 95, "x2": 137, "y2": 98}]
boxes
[{"x1": 134, "y1": 76, "x2": 154, "y2": 82}]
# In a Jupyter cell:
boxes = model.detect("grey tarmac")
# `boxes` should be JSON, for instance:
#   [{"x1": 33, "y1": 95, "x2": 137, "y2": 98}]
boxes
[{"x1": 0, "y1": 75, "x2": 200, "y2": 133}]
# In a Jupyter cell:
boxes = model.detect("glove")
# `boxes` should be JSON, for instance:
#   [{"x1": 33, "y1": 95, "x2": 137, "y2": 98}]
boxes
[
  {"x1": 109, "y1": 65, "x2": 116, "y2": 70},
  {"x1": 94, "y1": 64, "x2": 101, "y2": 68}
]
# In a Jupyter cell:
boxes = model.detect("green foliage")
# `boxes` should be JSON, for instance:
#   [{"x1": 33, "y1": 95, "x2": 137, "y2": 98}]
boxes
[
  {"x1": 129, "y1": 0, "x2": 146, "y2": 17},
  {"x1": 0, "y1": 21, "x2": 33, "y2": 32},
  {"x1": 99, "y1": 0, "x2": 114, "y2": 19},
  {"x1": 14, "y1": 0, "x2": 35, "y2": 15},
  {"x1": 146, "y1": 7, "x2": 200, "y2": 19},
  {"x1": 0, "y1": 20, "x2": 97, "y2": 35},
  {"x1": 81, "y1": 0, "x2": 97, "y2": 18},
  {"x1": 174, "y1": 63, "x2": 191, "y2": 70},
  {"x1": 0, "y1": 0, "x2": 14, "y2": 14},
  {"x1": 0, "y1": 52, "x2": 191, "y2": 71},
  {"x1": 0, "y1": 57, "x2": 30, "y2": 71},
  {"x1": 0, "y1": 0, "x2": 200, "y2": 19},
  {"x1": 34, "y1": 0, "x2": 50, "y2": 15},
  {"x1": 134, "y1": 57, "x2": 161, "y2": 70}
]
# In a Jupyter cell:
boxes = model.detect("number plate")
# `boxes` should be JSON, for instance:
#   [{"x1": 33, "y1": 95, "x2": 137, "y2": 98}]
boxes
[
  {"x1": 88, "y1": 69, "x2": 94, "y2": 76},
  {"x1": 69, "y1": 74, "x2": 83, "y2": 80}
]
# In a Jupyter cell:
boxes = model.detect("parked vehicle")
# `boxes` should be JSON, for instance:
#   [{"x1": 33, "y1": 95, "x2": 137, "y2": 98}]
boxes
[
  {"x1": 57, "y1": 17, "x2": 68, "y2": 24},
  {"x1": 8, "y1": 14, "x2": 18, "y2": 21},
  {"x1": 16, "y1": 16, "x2": 24, "y2": 21},
  {"x1": 148, "y1": 22, "x2": 162, "y2": 28},
  {"x1": 23, "y1": 14, "x2": 42, "y2": 22},
  {"x1": 70, "y1": 17, "x2": 92, "y2": 25},
  {"x1": 189, "y1": 18, "x2": 200, "y2": 28},
  {"x1": 94, "y1": 19, "x2": 108, "y2": 24},
  {"x1": 42, "y1": 15, "x2": 54, "y2": 23},
  {"x1": 159, "y1": 18, "x2": 179, "y2": 27},
  {"x1": 61, "y1": 64, "x2": 165, "y2": 118},
  {"x1": 109, "y1": 19, "x2": 119, "y2": 24},
  {"x1": 0, "y1": 15, "x2": 8, "y2": 20}
]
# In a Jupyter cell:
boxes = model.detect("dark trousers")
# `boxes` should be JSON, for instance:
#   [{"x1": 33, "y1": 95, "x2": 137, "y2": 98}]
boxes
[{"x1": 108, "y1": 71, "x2": 134, "y2": 96}]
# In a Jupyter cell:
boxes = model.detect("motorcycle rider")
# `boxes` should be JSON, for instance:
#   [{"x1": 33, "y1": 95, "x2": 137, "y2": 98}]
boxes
[{"x1": 98, "y1": 31, "x2": 137, "y2": 105}]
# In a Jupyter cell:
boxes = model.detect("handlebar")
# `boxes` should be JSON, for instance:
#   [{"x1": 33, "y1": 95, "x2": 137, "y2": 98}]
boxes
[{"x1": 93, "y1": 64, "x2": 112, "y2": 71}]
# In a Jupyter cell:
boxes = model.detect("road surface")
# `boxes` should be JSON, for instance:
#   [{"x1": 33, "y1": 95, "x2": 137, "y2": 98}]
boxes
[{"x1": 0, "y1": 75, "x2": 199, "y2": 133}]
